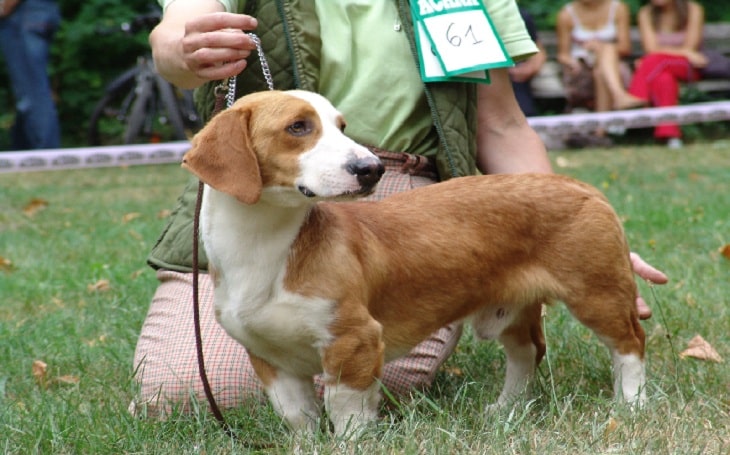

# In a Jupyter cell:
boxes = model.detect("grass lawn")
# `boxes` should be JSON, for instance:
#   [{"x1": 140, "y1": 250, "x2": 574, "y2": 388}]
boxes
[{"x1": 1, "y1": 141, "x2": 728, "y2": 454}]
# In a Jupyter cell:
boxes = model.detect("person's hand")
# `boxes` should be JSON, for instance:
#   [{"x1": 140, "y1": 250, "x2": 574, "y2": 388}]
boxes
[
  {"x1": 582, "y1": 39, "x2": 604, "y2": 53},
  {"x1": 567, "y1": 58, "x2": 584, "y2": 76},
  {"x1": 180, "y1": 12, "x2": 259, "y2": 82},
  {"x1": 0, "y1": 0, "x2": 20, "y2": 17},
  {"x1": 685, "y1": 49, "x2": 708, "y2": 69},
  {"x1": 630, "y1": 252, "x2": 668, "y2": 320}
]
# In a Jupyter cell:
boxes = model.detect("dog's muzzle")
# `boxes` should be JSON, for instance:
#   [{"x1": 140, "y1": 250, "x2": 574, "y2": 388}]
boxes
[{"x1": 346, "y1": 156, "x2": 385, "y2": 193}]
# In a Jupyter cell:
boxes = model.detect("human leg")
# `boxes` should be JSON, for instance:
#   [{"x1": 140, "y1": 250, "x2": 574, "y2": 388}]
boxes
[
  {"x1": 649, "y1": 71, "x2": 682, "y2": 139},
  {"x1": 628, "y1": 54, "x2": 685, "y2": 139},
  {"x1": 627, "y1": 54, "x2": 662, "y2": 102},
  {"x1": 0, "y1": 0, "x2": 61, "y2": 149},
  {"x1": 646, "y1": 56, "x2": 699, "y2": 139},
  {"x1": 592, "y1": 63, "x2": 612, "y2": 113},
  {"x1": 594, "y1": 43, "x2": 645, "y2": 110},
  {"x1": 593, "y1": 43, "x2": 617, "y2": 112},
  {"x1": 131, "y1": 270, "x2": 262, "y2": 417}
]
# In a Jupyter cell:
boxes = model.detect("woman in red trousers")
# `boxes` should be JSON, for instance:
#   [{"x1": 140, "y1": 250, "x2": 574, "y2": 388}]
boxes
[{"x1": 628, "y1": 0, "x2": 706, "y2": 148}]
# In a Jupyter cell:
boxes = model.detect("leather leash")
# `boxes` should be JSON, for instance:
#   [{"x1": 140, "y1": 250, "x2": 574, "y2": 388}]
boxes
[{"x1": 192, "y1": 33, "x2": 274, "y2": 435}]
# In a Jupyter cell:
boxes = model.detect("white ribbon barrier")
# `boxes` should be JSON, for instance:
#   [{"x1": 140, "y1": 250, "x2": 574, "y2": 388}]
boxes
[
  {"x1": 1, "y1": 101, "x2": 728, "y2": 174},
  {"x1": 527, "y1": 100, "x2": 730, "y2": 135},
  {"x1": 0, "y1": 141, "x2": 190, "y2": 174}
]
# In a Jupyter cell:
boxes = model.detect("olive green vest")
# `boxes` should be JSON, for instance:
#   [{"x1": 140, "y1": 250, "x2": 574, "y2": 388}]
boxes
[{"x1": 147, "y1": 0, "x2": 478, "y2": 272}]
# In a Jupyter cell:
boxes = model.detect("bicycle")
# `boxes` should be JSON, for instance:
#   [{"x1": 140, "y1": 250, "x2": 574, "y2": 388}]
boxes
[{"x1": 87, "y1": 11, "x2": 201, "y2": 146}]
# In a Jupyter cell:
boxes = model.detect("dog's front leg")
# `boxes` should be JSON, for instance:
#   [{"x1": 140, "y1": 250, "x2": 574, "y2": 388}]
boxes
[
  {"x1": 248, "y1": 351, "x2": 321, "y2": 433},
  {"x1": 321, "y1": 318, "x2": 384, "y2": 437},
  {"x1": 324, "y1": 380, "x2": 381, "y2": 438}
]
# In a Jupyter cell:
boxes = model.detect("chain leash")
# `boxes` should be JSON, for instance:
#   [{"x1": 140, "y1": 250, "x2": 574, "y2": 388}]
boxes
[{"x1": 224, "y1": 33, "x2": 274, "y2": 109}]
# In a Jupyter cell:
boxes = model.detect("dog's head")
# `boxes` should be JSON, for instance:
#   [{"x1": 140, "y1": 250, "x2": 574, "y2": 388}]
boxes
[{"x1": 182, "y1": 90, "x2": 384, "y2": 205}]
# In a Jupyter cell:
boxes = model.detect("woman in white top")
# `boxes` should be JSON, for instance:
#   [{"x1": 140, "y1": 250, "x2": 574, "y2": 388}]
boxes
[{"x1": 556, "y1": 0, "x2": 646, "y2": 117}]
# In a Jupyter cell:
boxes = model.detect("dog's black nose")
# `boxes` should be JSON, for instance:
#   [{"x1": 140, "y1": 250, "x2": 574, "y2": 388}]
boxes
[{"x1": 346, "y1": 157, "x2": 385, "y2": 189}]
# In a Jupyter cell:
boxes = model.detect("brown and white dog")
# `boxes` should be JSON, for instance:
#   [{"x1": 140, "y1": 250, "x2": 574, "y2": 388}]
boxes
[{"x1": 182, "y1": 90, "x2": 646, "y2": 436}]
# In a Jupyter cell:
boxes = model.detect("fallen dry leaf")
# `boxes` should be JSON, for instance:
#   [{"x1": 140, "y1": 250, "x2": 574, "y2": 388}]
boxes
[
  {"x1": 122, "y1": 212, "x2": 141, "y2": 223},
  {"x1": 157, "y1": 209, "x2": 172, "y2": 219},
  {"x1": 32, "y1": 360, "x2": 48, "y2": 389},
  {"x1": 87, "y1": 279, "x2": 111, "y2": 292},
  {"x1": 84, "y1": 334, "x2": 107, "y2": 347},
  {"x1": 31, "y1": 360, "x2": 79, "y2": 388},
  {"x1": 680, "y1": 335, "x2": 723, "y2": 363},
  {"x1": 54, "y1": 375, "x2": 80, "y2": 385},
  {"x1": 441, "y1": 365, "x2": 463, "y2": 377},
  {"x1": 604, "y1": 417, "x2": 619, "y2": 437},
  {"x1": 0, "y1": 255, "x2": 13, "y2": 272},
  {"x1": 23, "y1": 198, "x2": 49, "y2": 217},
  {"x1": 720, "y1": 244, "x2": 730, "y2": 260}
]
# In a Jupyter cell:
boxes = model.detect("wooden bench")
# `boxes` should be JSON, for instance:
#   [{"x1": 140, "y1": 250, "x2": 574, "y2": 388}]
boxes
[{"x1": 530, "y1": 22, "x2": 730, "y2": 103}]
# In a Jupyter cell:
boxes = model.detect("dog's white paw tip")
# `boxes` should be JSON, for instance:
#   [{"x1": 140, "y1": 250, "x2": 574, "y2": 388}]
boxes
[{"x1": 484, "y1": 402, "x2": 506, "y2": 415}]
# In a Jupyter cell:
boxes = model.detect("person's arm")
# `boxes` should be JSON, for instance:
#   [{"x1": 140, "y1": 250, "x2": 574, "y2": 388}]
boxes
[
  {"x1": 638, "y1": 2, "x2": 705, "y2": 61},
  {"x1": 509, "y1": 9, "x2": 547, "y2": 83},
  {"x1": 149, "y1": 0, "x2": 258, "y2": 89},
  {"x1": 613, "y1": 2, "x2": 633, "y2": 57},
  {"x1": 683, "y1": 2, "x2": 706, "y2": 52},
  {"x1": 476, "y1": 68, "x2": 552, "y2": 175},
  {"x1": 509, "y1": 39, "x2": 547, "y2": 83},
  {"x1": 637, "y1": 6, "x2": 657, "y2": 53},
  {"x1": 555, "y1": 7, "x2": 581, "y2": 74}
]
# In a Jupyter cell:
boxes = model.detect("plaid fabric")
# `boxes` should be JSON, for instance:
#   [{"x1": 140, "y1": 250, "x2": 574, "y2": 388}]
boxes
[{"x1": 131, "y1": 160, "x2": 463, "y2": 416}]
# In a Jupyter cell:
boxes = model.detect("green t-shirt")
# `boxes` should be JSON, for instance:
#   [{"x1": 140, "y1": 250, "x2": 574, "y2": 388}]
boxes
[
  {"x1": 161, "y1": 0, "x2": 536, "y2": 155},
  {"x1": 314, "y1": 1, "x2": 436, "y2": 155}
]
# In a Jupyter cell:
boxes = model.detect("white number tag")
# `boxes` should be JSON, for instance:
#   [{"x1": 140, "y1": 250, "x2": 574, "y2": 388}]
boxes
[{"x1": 411, "y1": 0, "x2": 513, "y2": 83}]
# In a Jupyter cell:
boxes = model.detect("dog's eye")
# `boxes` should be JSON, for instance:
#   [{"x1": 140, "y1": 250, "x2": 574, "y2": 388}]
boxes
[{"x1": 287, "y1": 120, "x2": 311, "y2": 136}]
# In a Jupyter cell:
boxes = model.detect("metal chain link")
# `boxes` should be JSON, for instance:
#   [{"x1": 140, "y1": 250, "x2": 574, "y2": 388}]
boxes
[
  {"x1": 250, "y1": 33, "x2": 274, "y2": 91},
  {"x1": 224, "y1": 32, "x2": 274, "y2": 109}
]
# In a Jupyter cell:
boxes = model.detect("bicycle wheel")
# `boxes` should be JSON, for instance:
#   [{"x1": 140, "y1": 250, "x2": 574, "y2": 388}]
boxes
[
  {"x1": 88, "y1": 58, "x2": 200, "y2": 145},
  {"x1": 87, "y1": 67, "x2": 138, "y2": 146},
  {"x1": 123, "y1": 72, "x2": 155, "y2": 144}
]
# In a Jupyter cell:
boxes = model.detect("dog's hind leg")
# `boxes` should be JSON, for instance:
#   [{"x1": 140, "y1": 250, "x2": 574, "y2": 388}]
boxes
[
  {"x1": 563, "y1": 285, "x2": 646, "y2": 406},
  {"x1": 489, "y1": 302, "x2": 546, "y2": 410}
]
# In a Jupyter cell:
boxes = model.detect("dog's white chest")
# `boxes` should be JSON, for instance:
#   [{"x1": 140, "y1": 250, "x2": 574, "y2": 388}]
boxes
[
  {"x1": 202, "y1": 190, "x2": 336, "y2": 376},
  {"x1": 215, "y1": 278, "x2": 335, "y2": 376}
]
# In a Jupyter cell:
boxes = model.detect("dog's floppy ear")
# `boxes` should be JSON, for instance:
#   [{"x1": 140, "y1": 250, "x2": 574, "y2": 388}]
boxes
[{"x1": 182, "y1": 107, "x2": 263, "y2": 204}]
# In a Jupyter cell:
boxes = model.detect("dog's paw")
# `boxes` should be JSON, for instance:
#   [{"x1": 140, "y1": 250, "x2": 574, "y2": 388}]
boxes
[{"x1": 484, "y1": 402, "x2": 506, "y2": 415}]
